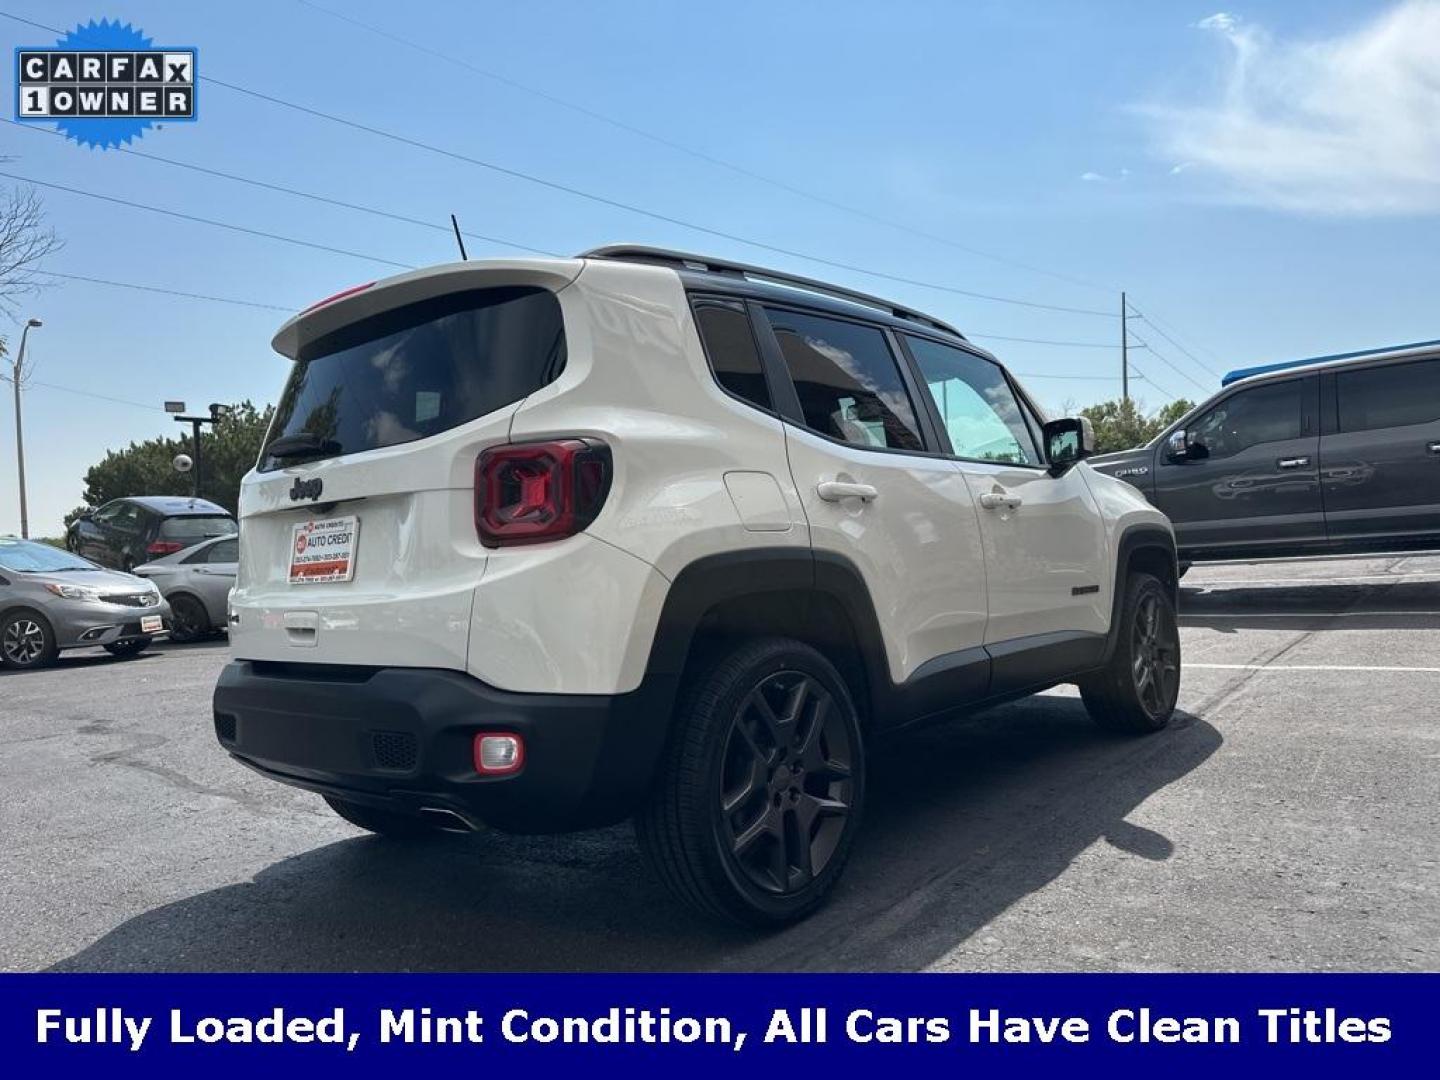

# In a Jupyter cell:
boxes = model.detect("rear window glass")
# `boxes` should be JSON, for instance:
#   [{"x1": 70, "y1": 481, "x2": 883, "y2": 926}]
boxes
[
  {"x1": 161, "y1": 515, "x2": 238, "y2": 540},
  {"x1": 1337, "y1": 359, "x2": 1440, "y2": 432},
  {"x1": 692, "y1": 299, "x2": 772, "y2": 411},
  {"x1": 260, "y1": 287, "x2": 565, "y2": 471},
  {"x1": 184, "y1": 537, "x2": 238, "y2": 563}
]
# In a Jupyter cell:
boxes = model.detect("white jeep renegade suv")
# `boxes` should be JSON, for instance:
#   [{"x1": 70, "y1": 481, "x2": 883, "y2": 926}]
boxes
[{"x1": 213, "y1": 246, "x2": 1180, "y2": 926}]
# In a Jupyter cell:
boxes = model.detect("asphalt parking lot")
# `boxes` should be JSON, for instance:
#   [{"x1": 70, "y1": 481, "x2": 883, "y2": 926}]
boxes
[{"x1": 3, "y1": 554, "x2": 1437, "y2": 972}]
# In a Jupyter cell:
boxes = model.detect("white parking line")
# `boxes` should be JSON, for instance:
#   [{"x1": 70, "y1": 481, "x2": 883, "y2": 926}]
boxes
[
  {"x1": 1182, "y1": 611, "x2": 1440, "y2": 618},
  {"x1": 1189, "y1": 663, "x2": 1440, "y2": 673},
  {"x1": 1190, "y1": 573, "x2": 1440, "y2": 587}
]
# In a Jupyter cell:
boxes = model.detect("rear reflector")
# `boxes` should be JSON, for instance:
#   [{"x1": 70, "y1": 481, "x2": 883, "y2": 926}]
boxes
[
  {"x1": 147, "y1": 540, "x2": 185, "y2": 556},
  {"x1": 475, "y1": 438, "x2": 612, "y2": 547},
  {"x1": 474, "y1": 733, "x2": 524, "y2": 775}
]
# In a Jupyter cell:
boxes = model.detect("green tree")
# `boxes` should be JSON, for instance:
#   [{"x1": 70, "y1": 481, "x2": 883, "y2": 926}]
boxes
[
  {"x1": 1080, "y1": 397, "x2": 1195, "y2": 454},
  {"x1": 64, "y1": 401, "x2": 274, "y2": 527}
]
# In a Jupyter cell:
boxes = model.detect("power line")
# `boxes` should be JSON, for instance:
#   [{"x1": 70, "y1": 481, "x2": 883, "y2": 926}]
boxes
[
  {"x1": 1125, "y1": 300, "x2": 1226, "y2": 378},
  {"x1": 1126, "y1": 330, "x2": 1214, "y2": 396},
  {"x1": 0, "y1": 8, "x2": 1115, "y2": 318},
  {"x1": 1127, "y1": 364, "x2": 1182, "y2": 402},
  {"x1": 970, "y1": 332, "x2": 1114, "y2": 349},
  {"x1": 5, "y1": 119, "x2": 1121, "y2": 345},
  {"x1": 0, "y1": 171, "x2": 418, "y2": 271},
  {"x1": 294, "y1": 0, "x2": 1114, "y2": 295},
  {"x1": 1, "y1": 117, "x2": 562, "y2": 260},
  {"x1": 33, "y1": 269, "x2": 293, "y2": 312},
  {"x1": 199, "y1": 73, "x2": 1118, "y2": 318},
  {"x1": 25, "y1": 380, "x2": 167, "y2": 412}
]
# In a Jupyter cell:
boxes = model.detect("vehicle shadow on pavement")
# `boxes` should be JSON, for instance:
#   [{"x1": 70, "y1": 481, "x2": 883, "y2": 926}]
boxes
[{"x1": 50, "y1": 697, "x2": 1219, "y2": 973}]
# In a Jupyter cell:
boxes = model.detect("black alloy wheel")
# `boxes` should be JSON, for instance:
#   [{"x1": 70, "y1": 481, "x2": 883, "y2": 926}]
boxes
[
  {"x1": 636, "y1": 637, "x2": 866, "y2": 926},
  {"x1": 1130, "y1": 588, "x2": 1179, "y2": 720},
  {"x1": 1080, "y1": 571, "x2": 1181, "y2": 733},
  {"x1": 720, "y1": 670, "x2": 857, "y2": 895}
]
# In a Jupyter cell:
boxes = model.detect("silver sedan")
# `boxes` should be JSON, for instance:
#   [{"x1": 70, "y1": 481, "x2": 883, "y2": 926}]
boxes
[
  {"x1": 131, "y1": 534, "x2": 237, "y2": 643},
  {"x1": 0, "y1": 538, "x2": 171, "y2": 670}
]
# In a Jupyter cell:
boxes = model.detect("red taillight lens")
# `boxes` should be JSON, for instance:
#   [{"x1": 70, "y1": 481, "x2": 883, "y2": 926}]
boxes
[
  {"x1": 147, "y1": 540, "x2": 185, "y2": 556},
  {"x1": 475, "y1": 439, "x2": 612, "y2": 548}
]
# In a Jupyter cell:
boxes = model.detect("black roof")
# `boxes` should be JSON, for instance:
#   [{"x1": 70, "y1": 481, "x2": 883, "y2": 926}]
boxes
[
  {"x1": 579, "y1": 245, "x2": 971, "y2": 344},
  {"x1": 119, "y1": 496, "x2": 232, "y2": 516}
]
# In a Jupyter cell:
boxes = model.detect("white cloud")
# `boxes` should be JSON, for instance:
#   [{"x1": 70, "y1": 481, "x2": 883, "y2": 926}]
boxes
[
  {"x1": 1194, "y1": 12, "x2": 1238, "y2": 33},
  {"x1": 1079, "y1": 171, "x2": 1107, "y2": 182},
  {"x1": 1140, "y1": 1, "x2": 1440, "y2": 215}
]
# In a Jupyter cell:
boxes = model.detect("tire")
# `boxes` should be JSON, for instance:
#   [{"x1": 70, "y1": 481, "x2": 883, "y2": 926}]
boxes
[
  {"x1": 636, "y1": 637, "x2": 866, "y2": 927},
  {"x1": 168, "y1": 593, "x2": 211, "y2": 644},
  {"x1": 323, "y1": 795, "x2": 442, "y2": 839},
  {"x1": 1080, "y1": 571, "x2": 1181, "y2": 733},
  {"x1": 0, "y1": 609, "x2": 60, "y2": 670},
  {"x1": 104, "y1": 637, "x2": 151, "y2": 658}
]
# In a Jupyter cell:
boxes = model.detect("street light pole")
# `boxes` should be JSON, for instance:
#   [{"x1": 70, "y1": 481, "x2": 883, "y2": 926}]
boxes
[{"x1": 9, "y1": 318, "x2": 42, "y2": 539}]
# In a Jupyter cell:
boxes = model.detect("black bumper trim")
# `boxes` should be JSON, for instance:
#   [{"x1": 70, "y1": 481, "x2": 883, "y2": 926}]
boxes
[{"x1": 212, "y1": 660, "x2": 675, "y2": 833}]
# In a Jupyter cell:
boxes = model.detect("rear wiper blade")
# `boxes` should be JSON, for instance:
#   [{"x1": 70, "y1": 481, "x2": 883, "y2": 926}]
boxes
[{"x1": 266, "y1": 432, "x2": 343, "y2": 459}]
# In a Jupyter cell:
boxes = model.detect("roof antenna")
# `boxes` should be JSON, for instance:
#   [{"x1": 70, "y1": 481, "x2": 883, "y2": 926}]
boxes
[{"x1": 450, "y1": 214, "x2": 469, "y2": 261}]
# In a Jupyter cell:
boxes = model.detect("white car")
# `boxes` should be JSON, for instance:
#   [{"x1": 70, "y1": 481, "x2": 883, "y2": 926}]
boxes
[
  {"x1": 132, "y1": 534, "x2": 237, "y2": 643},
  {"x1": 212, "y1": 246, "x2": 1180, "y2": 925}
]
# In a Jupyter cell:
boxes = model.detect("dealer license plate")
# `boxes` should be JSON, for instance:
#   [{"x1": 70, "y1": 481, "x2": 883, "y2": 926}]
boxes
[
  {"x1": 289, "y1": 516, "x2": 359, "y2": 584},
  {"x1": 140, "y1": 615, "x2": 163, "y2": 634}
]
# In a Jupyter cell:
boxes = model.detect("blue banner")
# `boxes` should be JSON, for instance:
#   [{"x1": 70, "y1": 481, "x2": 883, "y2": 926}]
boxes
[{"x1": 1, "y1": 974, "x2": 1433, "y2": 1076}]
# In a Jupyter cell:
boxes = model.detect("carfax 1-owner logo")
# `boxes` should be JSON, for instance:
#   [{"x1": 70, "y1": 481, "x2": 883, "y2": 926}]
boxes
[{"x1": 14, "y1": 18, "x2": 196, "y2": 149}]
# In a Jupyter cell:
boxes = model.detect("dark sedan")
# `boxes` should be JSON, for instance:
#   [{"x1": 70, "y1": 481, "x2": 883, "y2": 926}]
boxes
[{"x1": 66, "y1": 496, "x2": 237, "y2": 572}]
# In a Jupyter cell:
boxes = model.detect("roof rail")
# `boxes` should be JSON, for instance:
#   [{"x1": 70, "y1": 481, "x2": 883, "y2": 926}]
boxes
[{"x1": 578, "y1": 245, "x2": 966, "y2": 340}]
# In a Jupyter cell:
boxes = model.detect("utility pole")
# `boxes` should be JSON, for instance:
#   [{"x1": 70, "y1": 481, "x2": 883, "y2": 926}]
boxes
[
  {"x1": 1120, "y1": 291, "x2": 1129, "y2": 405},
  {"x1": 7, "y1": 318, "x2": 43, "y2": 538}
]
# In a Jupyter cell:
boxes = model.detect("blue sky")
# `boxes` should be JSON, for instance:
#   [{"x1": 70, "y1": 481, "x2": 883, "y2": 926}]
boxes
[{"x1": 2, "y1": 0, "x2": 1437, "y2": 535}]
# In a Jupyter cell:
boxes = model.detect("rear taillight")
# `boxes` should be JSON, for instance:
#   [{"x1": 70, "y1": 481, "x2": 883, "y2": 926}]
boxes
[
  {"x1": 475, "y1": 439, "x2": 612, "y2": 548},
  {"x1": 147, "y1": 540, "x2": 185, "y2": 557}
]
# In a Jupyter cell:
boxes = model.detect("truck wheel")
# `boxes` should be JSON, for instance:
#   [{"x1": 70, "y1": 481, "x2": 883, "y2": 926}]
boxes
[
  {"x1": 636, "y1": 637, "x2": 865, "y2": 926},
  {"x1": 323, "y1": 795, "x2": 441, "y2": 839},
  {"x1": 1080, "y1": 571, "x2": 1181, "y2": 733}
]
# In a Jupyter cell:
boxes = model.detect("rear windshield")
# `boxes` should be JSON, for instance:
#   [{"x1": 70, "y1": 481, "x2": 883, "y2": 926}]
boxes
[
  {"x1": 160, "y1": 515, "x2": 238, "y2": 540},
  {"x1": 259, "y1": 286, "x2": 566, "y2": 471}
]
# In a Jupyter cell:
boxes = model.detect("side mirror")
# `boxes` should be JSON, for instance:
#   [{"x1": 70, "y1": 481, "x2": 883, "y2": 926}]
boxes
[
  {"x1": 1166, "y1": 429, "x2": 1208, "y2": 461},
  {"x1": 1043, "y1": 416, "x2": 1095, "y2": 474}
]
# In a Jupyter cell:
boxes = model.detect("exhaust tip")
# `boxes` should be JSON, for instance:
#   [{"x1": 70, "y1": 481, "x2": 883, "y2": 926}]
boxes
[{"x1": 418, "y1": 806, "x2": 477, "y2": 833}]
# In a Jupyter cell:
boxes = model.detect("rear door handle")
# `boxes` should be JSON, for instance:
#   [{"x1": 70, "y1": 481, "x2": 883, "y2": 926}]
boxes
[
  {"x1": 979, "y1": 491, "x2": 1023, "y2": 510},
  {"x1": 816, "y1": 480, "x2": 879, "y2": 503},
  {"x1": 1277, "y1": 457, "x2": 1311, "y2": 469}
]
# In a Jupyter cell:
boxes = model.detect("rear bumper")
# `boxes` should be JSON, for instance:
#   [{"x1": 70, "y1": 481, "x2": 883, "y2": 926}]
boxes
[{"x1": 212, "y1": 660, "x2": 675, "y2": 832}]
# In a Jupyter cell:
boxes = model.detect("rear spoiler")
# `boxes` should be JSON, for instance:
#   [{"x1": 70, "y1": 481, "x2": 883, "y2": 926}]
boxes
[{"x1": 271, "y1": 258, "x2": 584, "y2": 360}]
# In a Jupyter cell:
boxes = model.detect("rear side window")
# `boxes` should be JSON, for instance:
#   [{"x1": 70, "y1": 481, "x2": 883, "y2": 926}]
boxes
[
  {"x1": 764, "y1": 307, "x2": 923, "y2": 452},
  {"x1": 183, "y1": 537, "x2": 238, "y2": 564},
  {"x1": 1189, "y1": 380, "x2": 1303, "y2": 460},
  {"x1": 161, "y1": 515, "x2": 238, "y2": 541},
  {"x1": 1337, "y1": 359, "x2": 1440, "y2": 432},
  {"x1": 692, "y1": 299, "x2": 772, "y2": 412},
  {"x1": 260, "y1": 287, "x2": 565, "y2": 471}
]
